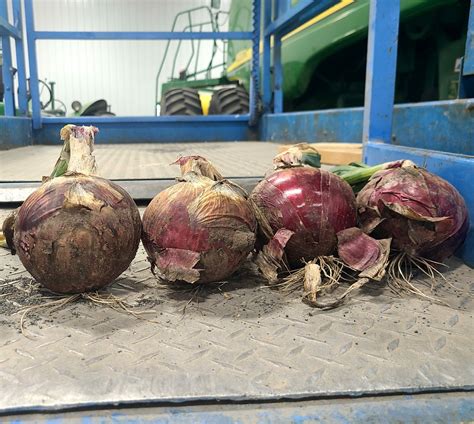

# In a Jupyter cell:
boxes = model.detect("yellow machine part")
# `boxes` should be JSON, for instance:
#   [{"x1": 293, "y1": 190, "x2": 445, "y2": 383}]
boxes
[{"x1": 199, "y1": 92, "x2": 212, "y2": 115}]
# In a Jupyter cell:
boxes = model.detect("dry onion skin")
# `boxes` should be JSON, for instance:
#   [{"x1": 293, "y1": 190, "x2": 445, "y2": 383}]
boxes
[
  {"x1": 357, "y1": 162, "x2": 469, "y2": 263},
  {"x1": 13, "y1": 125, "x2": 141, "y2": 294},
  {"x1": 142, "y1": 156, "x2": 257, "y2": 284}
]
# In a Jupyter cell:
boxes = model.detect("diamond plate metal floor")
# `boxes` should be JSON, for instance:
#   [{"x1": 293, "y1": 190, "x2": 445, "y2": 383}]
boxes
[
  {"x1": 0, "y1": 207, "x2": 473, "y2": 414},
  {"x1": 0, "y1": 142, "x2": 281, "y2": 181}
]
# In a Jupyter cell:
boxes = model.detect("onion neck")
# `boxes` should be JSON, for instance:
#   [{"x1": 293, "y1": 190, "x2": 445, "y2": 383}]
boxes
[
  {"x1": 334, "y1": 159, "x2": 416, "y2": 186},
  {"x1": 50, "y1": 125, "x2": 98, "y2": 177},
  {"x1": 174, "y1": 155, "x2": 223, "y2": 181},
  {"x1": 273, "y1": 143, "x2": 321, "y2": 169}
]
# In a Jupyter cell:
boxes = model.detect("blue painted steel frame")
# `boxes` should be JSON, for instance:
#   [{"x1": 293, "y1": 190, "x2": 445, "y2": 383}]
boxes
[
  {"x1": 0, "y1": 14, "x2": 20, "y2": 38},
  {"x1": 33, "y1": 31, "x2": 253, "y2": 40},
  {"x1": 264, "y1": 0, "x2": 338, "y2": 37},
  {"x1": 23, "y1": 0, "x2": 41, "y2": 127},
  {"x1": 362, "y1": 0, "x2": 400, "y2": 143},
  {"x1": 34, "y1": 115, "x2": 256, "y2": 145},
  {"x1": 21, "y1": 0, "x2": 258, "y2": 130},
  {"x1": 0, "y1": 0, "x2": 26, "y2": 117},
  {"x1": 0, "y1": 0, "x2": 15, "y2": 116}
]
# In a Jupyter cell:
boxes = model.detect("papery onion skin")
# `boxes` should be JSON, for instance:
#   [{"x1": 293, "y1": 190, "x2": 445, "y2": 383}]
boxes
[
  {"x1": 142, "y1": 175, "x2": 257, "y2": 284},
  {"x1": 250, "y1": 167, "x2": 357, "y2": 268},
  {"x1": 14, "y1": 175, "x2": 142, "y2": 294},
  {"x1": 356, "y1": 166, "x2": 469, "y2": 262}
]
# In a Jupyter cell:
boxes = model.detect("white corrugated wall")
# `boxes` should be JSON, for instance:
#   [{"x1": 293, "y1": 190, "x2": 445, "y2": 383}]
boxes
[{"x1": 10, "y1": 0, "x2": 232, "y2": 116}]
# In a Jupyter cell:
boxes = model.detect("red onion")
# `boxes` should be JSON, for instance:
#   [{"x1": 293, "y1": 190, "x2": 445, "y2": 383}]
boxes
[
  {"x1": 13, "y1": 126, "x2": 141, "y2": 293},
  {"x1": 251, "y1": 166, "x2": 357, "y2": 268},
  {"x1": 357, "y1": 162, "x2": 469, "y2": 262},
  {"x1": 142, "y1": 157, "x2": 256, "y2": 284}
]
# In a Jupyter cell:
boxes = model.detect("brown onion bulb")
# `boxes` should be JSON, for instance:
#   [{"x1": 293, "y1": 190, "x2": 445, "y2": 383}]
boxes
[
  {"x1": 142, "y1": 162, "x2": 256, "y2": 284},
  {"x1": 13, "y1": 126, "x2": 141, "y2": 293}
]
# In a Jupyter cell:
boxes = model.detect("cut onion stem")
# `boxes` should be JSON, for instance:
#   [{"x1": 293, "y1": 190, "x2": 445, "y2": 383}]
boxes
[{"x1": 332, "y1": 160, "x2": 416, "y2": 192}]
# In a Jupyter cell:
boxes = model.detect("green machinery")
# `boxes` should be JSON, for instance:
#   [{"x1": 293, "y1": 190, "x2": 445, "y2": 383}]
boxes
[{"x1": 157, "y1": 0, "x2": 469, "y2": 115}]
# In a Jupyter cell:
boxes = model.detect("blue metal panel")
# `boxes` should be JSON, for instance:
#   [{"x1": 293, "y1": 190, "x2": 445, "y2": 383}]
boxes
[
  {"x1": 0, "y1": 117, "x2": 32, "y2": 148},
  {"x1": 34, "y1": 116, "x2": 255, "y2": 144},
  {"x1": 0, "y1": 0, "x2": 14, "y2": 116},
  {"x1": 249, "y1": 0, "x2": 261, "y2": 126},
  {"x1": 463, "y1": 0, "x2": 474, "y2": 76},
  {"x1": 42, "y1": 115, "x2": 250, "y2": 124},
  {"x1": 391, "y1": 100, "x2": 474, "y2": 154},
  {"x1": 0, "y1": 15, "x2": 20, "y2": 38},
  {"x1": 261, "y1": 101, "x2": 474, "y2": 156},
  {"x1": 262, "y1": 0, "x2": 272, "y2": 113},
  {"x1": 362, "y1": 0, "x2": 400, "y2": 144},
  {"x1": 33, "y1": 31, "x2": 253, "y2": 40},
  {"x1": 264, "y1": 0, "x2": 338, "y2": 37},
  {"x1": 262, "y1": 108, "x2": 364, "y2": 143},
  {"x1": 23, "y1": 0, "x2": 41, "y2": 129},
  {"x1": 365, "y1": 142, "x2": 474, "y2": 267},
  {"x1": 12, "y1": 0, "x2": 27, "y2": 116}
]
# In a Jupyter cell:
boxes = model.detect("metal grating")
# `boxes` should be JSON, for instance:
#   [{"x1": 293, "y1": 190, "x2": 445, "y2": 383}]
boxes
[
  {"x1": 0, "y1": 142, "x2": 282, "y2": 181},
  {"x1": 0, "y1": 208, "x2": 473, "y2": 414}
]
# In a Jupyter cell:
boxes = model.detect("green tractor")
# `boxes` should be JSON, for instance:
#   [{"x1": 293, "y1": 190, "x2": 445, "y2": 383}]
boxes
[{"x1": 157, "y1": 0, "x2": 469, "y2": 116}]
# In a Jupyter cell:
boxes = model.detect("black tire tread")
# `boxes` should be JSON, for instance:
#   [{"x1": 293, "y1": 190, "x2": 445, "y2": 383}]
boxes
[
  {"x1": 160, "y1": 88, "x2": 202, "y2": 116},
  {"x1": 209, "y1": 86, "x2": 249, "y2": 115}
]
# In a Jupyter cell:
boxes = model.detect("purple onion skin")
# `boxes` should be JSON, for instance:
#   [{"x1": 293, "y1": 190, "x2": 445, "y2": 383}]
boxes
[
  {"x1": 357, "y1": 166, "x2": 469, "y2": 262},
  {"x1": 142, "y1": 178, "x2": 257, "y2": 284},
  {"x1": 251, "y1": 167, "x2": 357, "y2": 268},
  {"x1": 14, "y1": 175, "x2": 142, "y2": 294}
]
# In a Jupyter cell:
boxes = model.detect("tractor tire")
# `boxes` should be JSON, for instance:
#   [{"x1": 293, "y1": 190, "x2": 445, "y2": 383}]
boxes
[
  {"x1": 209, "y1": 86, "x2": 249, "y2": 115},
  {"x1": 160, "y1": 88, "x2": 202, "y2": 116}
]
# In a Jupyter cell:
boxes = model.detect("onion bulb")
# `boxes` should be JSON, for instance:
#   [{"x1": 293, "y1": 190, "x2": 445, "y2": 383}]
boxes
[
  {"x1": 251, "y1": 157, "x2": 357, "y2": 268},
  {"x1": 357, "y1": 161, "x2": 469, "y2": 262},
  {"x1": 13, "y1": 125, "x2": 141, "y2": 293},
  {"x1": 142, "y1": 156, "x2": 256, "y2": 284}
]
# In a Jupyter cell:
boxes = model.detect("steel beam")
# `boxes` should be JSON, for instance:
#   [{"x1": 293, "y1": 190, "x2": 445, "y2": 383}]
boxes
[
  {"x1": 34, "y1": 115, "x2": 256, "y2": 144},
  {"x1": 23, "y1": 0, "x2": 41, "y2": 129},
  {"x1": 0, "y1": 0, "x2": 14, "y2": 116},
  {"x1": 264, "y1": 0, "x2": 338, "y2": 37},
  {"x1": 0, "y1": 15, "x2": 20, "y2": 38},
  {"x1": 33, "y1": 31, "x2": 253, "y2": 40},
  {"x1": 362, "y1": 0, "x2": 400, "y2": 144}
]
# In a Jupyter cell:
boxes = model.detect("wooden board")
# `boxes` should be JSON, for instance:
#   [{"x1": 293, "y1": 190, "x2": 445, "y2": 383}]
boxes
[{"x1": 278, "y1": 143, "x2": 363, "y2": 165}]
